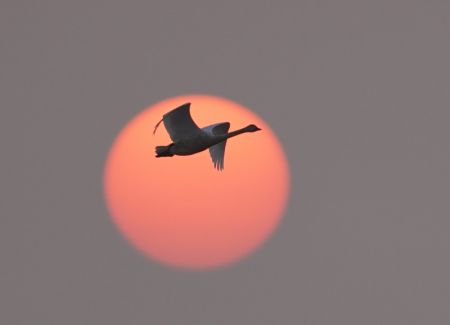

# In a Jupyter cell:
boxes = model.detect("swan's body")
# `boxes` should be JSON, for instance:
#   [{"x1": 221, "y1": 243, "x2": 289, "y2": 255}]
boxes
[{"x1": 153, "y1": 102, "x2": 261, "y2": 170}]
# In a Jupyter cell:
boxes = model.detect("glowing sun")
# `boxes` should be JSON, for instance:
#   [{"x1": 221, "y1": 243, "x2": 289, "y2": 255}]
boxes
[{"x1": 103, "y1": 94, "x2": 290, "y2": 270}]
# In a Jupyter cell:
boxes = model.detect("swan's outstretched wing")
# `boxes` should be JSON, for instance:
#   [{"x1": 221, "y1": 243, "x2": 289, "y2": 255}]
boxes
[
  {"x1": 154, "y1": 102, "x2": 201, "y2": 142},
  {"x1": 202, "y1": 122, "x2": 230, "y2": 171}
]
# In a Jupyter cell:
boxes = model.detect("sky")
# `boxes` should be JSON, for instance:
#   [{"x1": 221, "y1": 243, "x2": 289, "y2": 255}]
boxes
[{"x1": 3, "y1": 1, "x2": 450, "y2": 324}]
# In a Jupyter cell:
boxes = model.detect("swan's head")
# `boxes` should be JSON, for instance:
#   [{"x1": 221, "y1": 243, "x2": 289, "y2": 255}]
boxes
[{"x1": 246, "y1": 124, "x2": 262, "y2": 132}]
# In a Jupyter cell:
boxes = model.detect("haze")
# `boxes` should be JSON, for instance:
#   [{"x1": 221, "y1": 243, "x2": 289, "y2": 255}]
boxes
[{"x1": 3, "y1": 1, "x2": 450, "y2": 324}]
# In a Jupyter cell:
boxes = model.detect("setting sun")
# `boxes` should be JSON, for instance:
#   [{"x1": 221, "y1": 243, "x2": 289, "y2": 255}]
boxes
[{"x1": 103, "y1": 95, "x2": 290, "y2": 270}]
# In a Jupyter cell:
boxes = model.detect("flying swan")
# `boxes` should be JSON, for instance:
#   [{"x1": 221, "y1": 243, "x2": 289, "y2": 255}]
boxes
[{"x1": 153, "y1": 102, "x2": 261, "y2": 170}]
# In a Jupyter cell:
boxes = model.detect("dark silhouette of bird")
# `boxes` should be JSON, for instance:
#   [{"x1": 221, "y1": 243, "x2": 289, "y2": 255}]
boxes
[{"x1": 153, "y1": 102, "x2": 261, "y2": 170}]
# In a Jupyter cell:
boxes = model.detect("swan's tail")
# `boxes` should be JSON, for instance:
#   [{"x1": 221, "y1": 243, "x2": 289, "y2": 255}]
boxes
[{"x1": 155, "y1": 145, "x2": 174, "y2": 157}]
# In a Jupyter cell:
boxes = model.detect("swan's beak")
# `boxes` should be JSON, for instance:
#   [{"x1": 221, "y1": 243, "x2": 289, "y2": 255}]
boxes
[{"x1": 256, "y1": 127, "x2": 262, "y2": 131}]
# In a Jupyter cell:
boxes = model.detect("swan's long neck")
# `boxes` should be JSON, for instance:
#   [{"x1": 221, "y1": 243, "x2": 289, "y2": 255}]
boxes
[
  {"x1": 227, "y1": 126, "x2": 252, "y2": 138},
  {"x1": 216, "y1": 126, "x2": 252, "y2": 142}
]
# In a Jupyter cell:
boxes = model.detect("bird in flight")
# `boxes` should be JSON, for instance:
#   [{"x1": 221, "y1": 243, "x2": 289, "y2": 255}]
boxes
[{"x1": 153, "y1": 102, "x2": 261, "y2": 170}]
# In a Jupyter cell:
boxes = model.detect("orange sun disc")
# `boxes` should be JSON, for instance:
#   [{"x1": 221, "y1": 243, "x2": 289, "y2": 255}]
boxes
[{"x1": 103, "y1": 94, "x2": 290, "y2": 270}]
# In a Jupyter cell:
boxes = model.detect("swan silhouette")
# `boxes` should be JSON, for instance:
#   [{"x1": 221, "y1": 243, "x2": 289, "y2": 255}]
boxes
[{"x1": 153, "y1": 102, "x2": 261, "y2": 170}]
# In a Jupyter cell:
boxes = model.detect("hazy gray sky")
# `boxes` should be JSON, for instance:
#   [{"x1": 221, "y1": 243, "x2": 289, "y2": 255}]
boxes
[{"x1": 3, "y1": 1, "x2": 450, "y2": 324}]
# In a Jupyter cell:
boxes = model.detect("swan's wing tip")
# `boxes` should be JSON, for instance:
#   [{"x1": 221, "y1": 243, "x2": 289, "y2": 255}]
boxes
[{"x1": 213, "y1": 158, "x2": 224, "y2": 171}]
